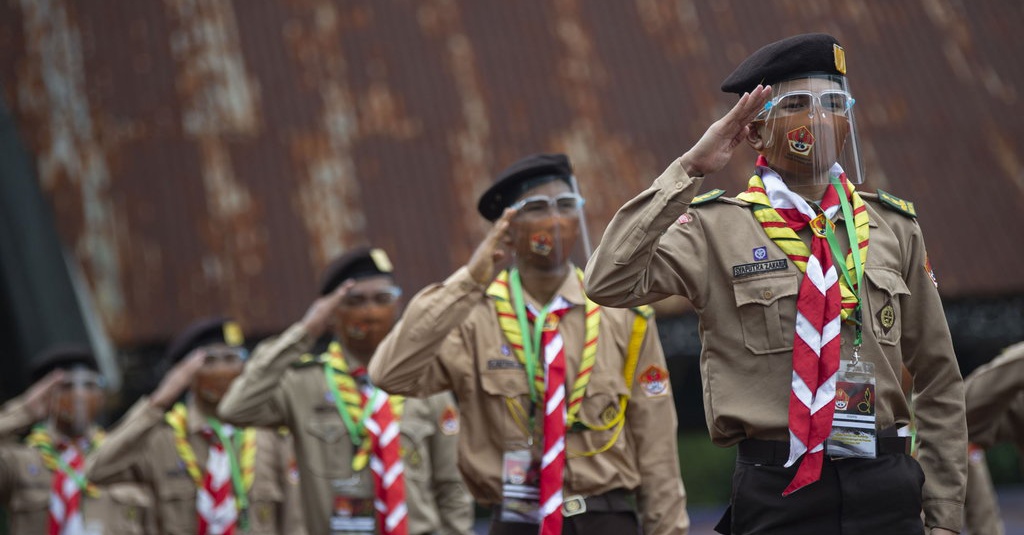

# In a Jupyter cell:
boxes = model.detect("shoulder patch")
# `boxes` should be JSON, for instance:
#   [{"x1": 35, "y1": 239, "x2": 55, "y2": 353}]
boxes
[
  {"x1": 291, "y1": 352, "x2": 324, "y2": 368},
  {"x1": 690, "y1": 189, "x2": 726, "y2": 206},
  {"x1": 630, "y1": 305, "x2": 655, "y2": 319},
  {"x1": 876, "y1": 189, "x2": 917, "y2": 218}
]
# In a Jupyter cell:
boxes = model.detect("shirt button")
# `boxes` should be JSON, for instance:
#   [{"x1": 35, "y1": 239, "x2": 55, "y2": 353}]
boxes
[
  {"x1": 762, "y1": 290, "x2": 773, "y2": 299},
  {"x1": 675, "y1": 182, "x2": 684, "y2": 190}
]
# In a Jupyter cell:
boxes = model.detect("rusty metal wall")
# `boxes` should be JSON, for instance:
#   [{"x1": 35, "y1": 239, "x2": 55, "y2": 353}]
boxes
[{"x1": 1, "y1": 0, "x2": 1022, "y2": 347}]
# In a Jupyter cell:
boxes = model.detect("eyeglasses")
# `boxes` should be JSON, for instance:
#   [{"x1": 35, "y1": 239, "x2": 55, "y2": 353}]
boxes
[
  {"x1": 340, "y1": 286, "x2": 402, "y2": 308},
  {"x1": 510, "y1": 193, "x2": 585, "y2": 218},
  {"x1": 762, "y1": 89, "x2": 855, "y2": 117}
]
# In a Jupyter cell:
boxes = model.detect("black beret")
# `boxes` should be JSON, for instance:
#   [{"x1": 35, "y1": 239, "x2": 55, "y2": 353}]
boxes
[
  {"x1": 721, "y1": 33, "x2": 847, "y2": 95},
  {"x1": 30, "y1": 345, "x2": 98, "y2": 383},
  {"x1": 319, "y1": 247, "x2": 395, "y2": 296},
  {"x1": 477, "y1": 153, "x2": 574, "y2": 222},
  {"x1": 166, "y1": 317, "x2": 245, "y2": 363}
]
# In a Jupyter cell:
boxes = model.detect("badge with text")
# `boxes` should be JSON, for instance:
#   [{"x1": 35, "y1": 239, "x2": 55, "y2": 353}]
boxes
[
  {"x1": 500, "y1": 449, "x2": 541, "y2": 524},
  {"x1": 826, "y1": 359, "x2": 877, "y2": 459},
  {"x1": 330, "y1": 476, "x2": 376, "y2": 534},
  {"x1": 732, "y1": 259, "x2": 788, "y2": 278}
]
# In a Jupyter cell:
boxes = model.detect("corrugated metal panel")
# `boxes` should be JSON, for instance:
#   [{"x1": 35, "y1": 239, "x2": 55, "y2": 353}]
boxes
[{"x1": 1, "y1": 0, "x2": 1021, "y2": 347}]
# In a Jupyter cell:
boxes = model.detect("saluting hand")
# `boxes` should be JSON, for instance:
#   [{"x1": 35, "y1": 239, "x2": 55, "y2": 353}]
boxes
[
  {"x1": 300, "y1": 279, "x2": 356, "y2": 340},
  {"x1": 150, "y1": 350, "x2": 206, "y2": 410},
  {"x1": 23, "y1": 370, "x2": 66, "y2": 421},
  {"x1": 468, "y1": 208, "x2": 516, "y2": 286},
  {"x1": 678, "y1": 84, "x2": 772, "y2": 177}
]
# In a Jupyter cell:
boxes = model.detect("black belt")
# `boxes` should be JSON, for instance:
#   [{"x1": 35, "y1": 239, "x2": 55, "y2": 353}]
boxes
[
  {"x1": 492, "y1": 488, "x2": 636, "y2": 520},
  {"x1": 738, "y1": 434, "x2": 911, "y2": 466}
]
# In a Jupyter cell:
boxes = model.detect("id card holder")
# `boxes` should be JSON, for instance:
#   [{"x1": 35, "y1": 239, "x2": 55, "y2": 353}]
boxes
[
  {"x1": 500, "y1": 448, "x2": 541, "y2": 524},
  {"x1": 826, "y1": 359, "x2": 877, "y2": 459},
  {"x1": 330, "y1": 476, "x2": 376, "y2": 534}
]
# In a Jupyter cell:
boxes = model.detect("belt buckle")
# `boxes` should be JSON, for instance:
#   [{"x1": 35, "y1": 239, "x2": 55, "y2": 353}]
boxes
[{"x1": 561, "y1": 495, "x2": 587, "y2": 517}]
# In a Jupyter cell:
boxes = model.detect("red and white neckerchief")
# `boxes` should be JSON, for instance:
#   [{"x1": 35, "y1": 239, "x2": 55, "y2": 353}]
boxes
[
  {"x1": 758, "y1": 162, "x2": 844, "y2": 495},
  {"x1": 363, "y1": 384, "x2": 408, "y2": 535},
  {"x1": 197, "y1": 427, "x2": 238, "y2": 535},
  {"x1": 48, "y1": 443, "x2": 86, "y2": 535},
  {"x1": 530, "y1": 297, "x2": 573, "y2": 535}
]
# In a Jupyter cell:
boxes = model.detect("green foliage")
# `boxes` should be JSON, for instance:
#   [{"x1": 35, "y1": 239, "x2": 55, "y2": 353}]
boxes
[{"x1": 677, "y1": 431, "x2": 736, "y2": 506}]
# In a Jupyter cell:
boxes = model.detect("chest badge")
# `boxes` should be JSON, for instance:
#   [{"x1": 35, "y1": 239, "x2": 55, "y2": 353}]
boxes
[{"x1": 877, "y1": 298, "x2": 896, "y2": 334}]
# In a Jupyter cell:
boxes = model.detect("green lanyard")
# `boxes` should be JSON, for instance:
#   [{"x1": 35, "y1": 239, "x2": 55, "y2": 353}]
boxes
[
  {"x1": 509, "y1": 268, "x2": 554, "y2": 407},
  {"x1": 823, "y1": 176, "x2": 865, "y2": 347},
  {"x1": 205, "y1": 418, "x2": 249, "y2": 528},
  {"x1": 48, "y1": 437, "x2": 91, "y2": 492},
  {"x1": 324, "y1": 362, "x2": 381, "y2": 448}
]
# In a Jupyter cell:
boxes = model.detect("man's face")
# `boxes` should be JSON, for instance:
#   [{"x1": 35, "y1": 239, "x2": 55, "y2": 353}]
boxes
[
  {"x1": 191, "y1": 344, "x2": 245, "y2": 406},
  {"x1": 331, "y1": 275, "x2": 402, "y2": 355},
  {"x1": 752, "y1": 76, "x2": 852, "y2": 182},
  {"x1": 50, "y1": 367, "x2": 104, "y2": 436},
  {"x1": 507, "y1": 180, "x2": 581, "y2": 269}
]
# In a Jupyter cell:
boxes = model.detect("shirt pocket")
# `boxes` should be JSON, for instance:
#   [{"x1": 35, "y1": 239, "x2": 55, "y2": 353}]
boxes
[
  {"x1": 158, "y1": 476, "x2": 199, "y2": 534},
  {"x1": 7, "y1": 486, "x2": 49, "y2": 532},
  {"x1": 573, "y1": 371, "x2": 630, "y2": 454},
  {"x1": 246, "y1": 478, "x2": 284, "y2": 535},
  {"x1": 479, "y1": 369, "x2": 531, "y2": 445},
  {"x1": 400, "y1": 419, "x2": 434, "y2": 483},
  {"x1": 304, "y1": 416, "x2": 352, "y2": 479},
  {"x1": 732, "y1": 273, "x2": 799, "y2": 355},
  {"x1": 863, "y1": 267, "x2": 911, "y2": 346},
  {"x1": 101, "y1": 483, "x2": 153, "y2": 535}
]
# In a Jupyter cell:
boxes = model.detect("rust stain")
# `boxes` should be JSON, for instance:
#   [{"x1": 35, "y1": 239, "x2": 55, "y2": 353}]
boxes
[
  {"x1": 418, "y1": 0, "x2": 492, "y2": 264},
  {"x1": 285, "y1": 1, "x2": 367, "y2": 270},
  {"x1": 15, "y1": 0, "x2": 128, "y2": 339}
]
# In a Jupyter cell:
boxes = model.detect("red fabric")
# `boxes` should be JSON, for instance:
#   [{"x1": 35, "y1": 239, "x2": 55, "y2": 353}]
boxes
[
  {"x1": 366, "y1": 389, "x2": 408, "y2": 535},
  {"x1": 197, "y1": 432, "x2": 236, "y2": 535},
  {"x1": 533, "y1": 305, "x2": 572, "y2": 535},
  {"x1": 49, "y1": 445, "x2": 84, "y2": 535}
]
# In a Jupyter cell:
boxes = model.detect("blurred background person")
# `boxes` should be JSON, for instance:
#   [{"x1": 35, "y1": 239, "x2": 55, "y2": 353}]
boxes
[
  {"x1": 86, "y1": 318, "x2": 305, "y2": 535},
  {"x1": 219, "y1": 248, "x2": 473, "y2": 535},
  {"x1": 0, "y1": 346, "x2": 154, "y2": 534}
]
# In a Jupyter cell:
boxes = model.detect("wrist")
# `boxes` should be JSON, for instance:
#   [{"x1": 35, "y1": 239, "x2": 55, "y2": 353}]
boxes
[{"x1": 676, "y1": 154, "x2": 703, "y2": 178}]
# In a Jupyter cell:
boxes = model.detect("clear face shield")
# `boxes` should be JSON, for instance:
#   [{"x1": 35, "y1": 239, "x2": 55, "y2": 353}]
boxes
[
  {"x1": 755, "y1": 75, "x2": 864, "y2": 185},
  {"x1": 49, "y1": 367, "x2": 105, "y2": 437},
  {"x1": 509, "y1": 178, "x2": 587, "y2": 269}
]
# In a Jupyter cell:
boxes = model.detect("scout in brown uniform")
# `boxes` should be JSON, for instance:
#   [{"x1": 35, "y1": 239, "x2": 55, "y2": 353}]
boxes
[
  {"x1": 85, "y1": 318, "x2": 304, "y2": 535},
  {"x1": 962, "y1": 341, "x2": 1024, "y2": 534},
  {"x1": 584, "y1": 33, "x2": 966, "y2": 535},
  {"x1": 368, "y1": 154, "x2": 689, "y2": 535},
  {"x1": 0, "y1": 346, "x2": 154, "y2": 534},
  {"x1": 217, "y1": 248, "x2": 474, "y2": 535}
]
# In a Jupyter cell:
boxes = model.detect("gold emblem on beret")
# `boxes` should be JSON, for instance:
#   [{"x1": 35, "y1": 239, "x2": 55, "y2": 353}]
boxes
[
  {"x1": 370, "y1": 248, "x2": 393, "y2": 273},
  {"x1": 834, "y1": 44, "x2": 846, "y2": 75},
  {"x1": 223, "y1": 321, "x2": 244, "y2": 347}
]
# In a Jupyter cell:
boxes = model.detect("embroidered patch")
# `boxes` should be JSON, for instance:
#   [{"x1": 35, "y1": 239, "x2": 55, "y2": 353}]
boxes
[
  {"x1": 732, "y1": 259, "x2": 788, "y2": 278},
  {"x1": 753, "y1": 246, "x2": 768, "y2": 261},
  {"x1": 601, "y1": 404, "x2": 619, "y2": 425},
  {"x1": 529, "y1": 232, "x2": 553, "y2": 256},
  {"x1": 487, "y1": 359, "x2": 524, "y2": 370},
  {"x1": 405, "y1": 447, "x2": 422, "y2": 467},
  {"x1": 501, "y1": 344, "x2": 512, "y2": 356},
  {"x1": 924, "y1": 256, "x2": 938, "y2": 288},
  {"x1": 877, "y1": 298, "x2": 896, "y2": 334},
  {"x1": 638, "y1": 365, "x2": 669, "y2": 397},
  {"x1": 676, "y1": 213, "x2": 693, "y2": 225},
  {"x1": 787, "y1": 126, "x2": 815, "y2": 157},
  {"x1": 440, "y1": 405, "x2": 460, "y2": 435}
]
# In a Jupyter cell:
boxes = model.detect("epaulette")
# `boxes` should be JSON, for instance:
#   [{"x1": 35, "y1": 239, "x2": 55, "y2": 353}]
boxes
[
  {"x1": 875, "y1": 189, "x2": 917, "y2": 218},
  {"x1": 291, "y1": 352, "x2": 325, "y2": 368},
  {"x1": 690, "y1": 189, "x2": 726, "y2": 206},
  {"x1": 630, "y1": 305, "x2": 655, "y2": 319}
]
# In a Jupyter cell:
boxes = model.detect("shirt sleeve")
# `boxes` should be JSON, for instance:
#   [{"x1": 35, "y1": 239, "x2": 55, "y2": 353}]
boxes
[
  {"x1": 85, "y1": 397, "x2": 161, "y2": 485},
  {"x1": 584, "y1": 159, "x2": 708, "y2": 308},
  {"x1": 964, "y1": 342, "x2": 1024, "y2": 447},
  {"x1": 626, "y1": 319, "x2": 690, "y2": 535},
  {"x1": 898, "y1": 222, "x2": 968, "y2": 532},
  {"x1": 368, "y1": 267, "x2": 483, "y2": 397},
  {"x1": 218, "y1": 323, "x2": 312, "y2": 428},
  {"x1": 428, "y1": 393, "x2": 474, "y2": 535}
]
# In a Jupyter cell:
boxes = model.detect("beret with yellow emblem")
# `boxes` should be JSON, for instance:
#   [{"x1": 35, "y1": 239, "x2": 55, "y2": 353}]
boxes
[
  {"x1": 166, "y1": 317, "x2": 246, "y2": 363},
  {"x1": 721, "y1": 33, "x2": 847, "y2": 95},
  {"x1": 319, "y1": 247, "x2": 395, "y2": 296}
]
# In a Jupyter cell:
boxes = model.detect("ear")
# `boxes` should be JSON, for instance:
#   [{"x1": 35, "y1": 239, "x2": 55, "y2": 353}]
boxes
[{"x1": 745, "y1": 120, "x2": 766, "y2": 151}]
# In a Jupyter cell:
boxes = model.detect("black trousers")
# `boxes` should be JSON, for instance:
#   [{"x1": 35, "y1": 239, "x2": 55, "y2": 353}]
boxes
[
  {"x1": 488, "y1": 512, "x2": 641, "y2": 535},
  {"x1": 716, "y1": 444, "x2": 926, "y2": 535}
]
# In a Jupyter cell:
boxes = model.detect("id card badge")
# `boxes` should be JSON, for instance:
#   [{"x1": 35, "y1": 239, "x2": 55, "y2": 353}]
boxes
[
  {"x1": 827, "y1": 359, "x2": 877, "y2": 458},
  {"x1": 500, "y1": 449, "x2": 541, "y2": 524},
  {"x1": 330, "y1": 476, "x2": 376, "y2": 534}
]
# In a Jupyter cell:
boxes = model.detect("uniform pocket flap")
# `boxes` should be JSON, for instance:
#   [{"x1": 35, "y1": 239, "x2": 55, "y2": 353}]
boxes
[
  {"x1": 399, "y1": 418, "x2": 434, "y2": 444},
  {"x1": 105, "y1": 483, "x2": 154, "y2": 507},
  {"x1": 306, "y1": 419, "x2": 346, "y2": 443},
  {"x1": 480, "y1": 370, "x2": 530, "y2": 397},
  {"x1": 864, "y1": 268, "x2": 911, "y2": 297},
  {"x1": 732, "y1": 274, "x2": 799, "y2": 307}
]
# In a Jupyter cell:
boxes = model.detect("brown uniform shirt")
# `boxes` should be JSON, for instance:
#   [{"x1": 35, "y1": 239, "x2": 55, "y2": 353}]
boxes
[
  {"x1": 217, "y1": 330, "x2": 474, "y2": 535},
  {"x1": 962, "y1": 341, "x2": 1024, "y2": 535},
  {"x1": 85, "y1": 397, "x2": 304, "y2": 535},
  {"x1": 0, "y1": 398, "x2": 155, "y2": 534},
  {"x1": 367, "y1": 267, "x2": 690, "y2": 535},
  {"x1": 583, "y1": 160, "x2": 967, "y2": 531}
]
